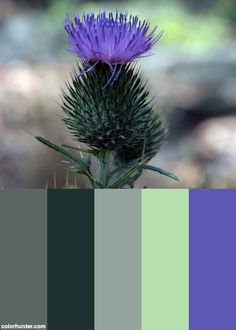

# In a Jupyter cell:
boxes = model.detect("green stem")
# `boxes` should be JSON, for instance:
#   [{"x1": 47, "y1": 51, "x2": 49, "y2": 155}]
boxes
[{"x1": 98, "y1": 150, "x2": 113, "y2": 186}]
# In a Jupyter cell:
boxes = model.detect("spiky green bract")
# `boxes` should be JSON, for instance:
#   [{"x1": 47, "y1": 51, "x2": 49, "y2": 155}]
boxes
[
  {"x1": 35, "y1": 63, "x2": 180, "y2": 188},
  {"x1": 61, "y1": 62, "x2": 167, "y2": 164}
]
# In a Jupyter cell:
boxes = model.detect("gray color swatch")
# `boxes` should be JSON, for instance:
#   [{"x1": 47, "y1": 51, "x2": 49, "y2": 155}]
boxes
[
  {"x1": 0, "y1": 190, "x2": 47, "y2": 326},
  {"x1": 95, "y1": 189, "x2": 141, "y2": 330}
]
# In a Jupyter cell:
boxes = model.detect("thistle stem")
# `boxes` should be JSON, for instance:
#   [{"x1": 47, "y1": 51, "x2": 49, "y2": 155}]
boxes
[{"x1": 98, "y1": 150, "x2": 113, "y2": 187}]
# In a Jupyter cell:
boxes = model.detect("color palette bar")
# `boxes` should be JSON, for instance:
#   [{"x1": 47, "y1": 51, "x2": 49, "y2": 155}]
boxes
[
  {"x1": 47, "y1": 190, "x2": 94, "y2": 330},
  {"x1": 0, "y1": 190, "x2": 47, "y2": 325},
  {"x1": 0, "y1": 189, "x2": 235, "y2": 330},
  {"x1": 190, "y1": 190, "x2": 236, "y2": 330},
  {"x1": 95, "y1": 190, "x2": 141, "y2": 330},
  {"x1": 142, "y1": 189, "x2": 189, "y2": 330}
]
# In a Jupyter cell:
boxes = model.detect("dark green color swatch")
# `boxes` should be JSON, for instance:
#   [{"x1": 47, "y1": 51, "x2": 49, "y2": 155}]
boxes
[{"x1": 47, "y1": 189, "x2": 94, "y2": 330}]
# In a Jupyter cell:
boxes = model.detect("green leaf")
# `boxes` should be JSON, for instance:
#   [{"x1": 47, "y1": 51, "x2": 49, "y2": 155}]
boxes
[
  {"x1": 35, "y1": 136, "x2": 96, "y2": 185},
  {"x1": 110, "y1": 162, "x2": 142, "y2": 188},
  {"x1": 141, "y1": 164, "x2": 181, "y2": 182},
  {"x1": 62, "y1": 144, "x2": 99, "y2": 155}
]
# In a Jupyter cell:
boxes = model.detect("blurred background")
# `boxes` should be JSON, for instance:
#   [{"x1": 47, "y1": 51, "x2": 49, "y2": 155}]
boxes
[{"x1": 0, "y1": 0, "x2": 236, "y2": 188}]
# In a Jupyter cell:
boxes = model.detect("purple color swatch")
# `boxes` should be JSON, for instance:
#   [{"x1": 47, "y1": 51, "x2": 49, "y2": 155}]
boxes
[{"x1": 190, "y1": 189, "x2": 236, "y2": 330}]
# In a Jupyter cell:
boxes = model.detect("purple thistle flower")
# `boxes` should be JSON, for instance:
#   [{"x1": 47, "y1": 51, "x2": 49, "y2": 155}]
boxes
[{"x1": 64, "y1": 11, "x2": 163, "y2": 84}]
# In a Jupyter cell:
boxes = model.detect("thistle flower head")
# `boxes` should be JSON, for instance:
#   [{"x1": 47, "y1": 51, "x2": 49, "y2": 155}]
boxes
[
  {"x1": 64, "y1": 11, "x2": 163, "y2": 82},
  {"x1": 61, "y1": 63, "x2": 167, "y2": 163}
]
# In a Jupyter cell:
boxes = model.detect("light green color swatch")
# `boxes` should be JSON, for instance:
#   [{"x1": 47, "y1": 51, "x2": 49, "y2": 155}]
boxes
[{"x1": 142, "y1": 189, "x2": 189, "y2": 330}]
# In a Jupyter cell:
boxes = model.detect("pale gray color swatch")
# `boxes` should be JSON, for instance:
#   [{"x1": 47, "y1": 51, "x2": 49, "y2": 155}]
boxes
[
  {"x1": 0, "y1": 190, "x2": 47, "y2": 326},
  {"x1": 95, "y1": 190, "x2": 141, "y2": 330}
]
